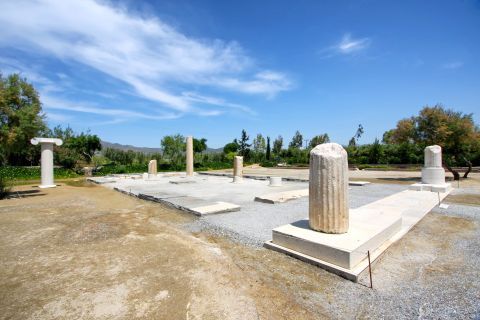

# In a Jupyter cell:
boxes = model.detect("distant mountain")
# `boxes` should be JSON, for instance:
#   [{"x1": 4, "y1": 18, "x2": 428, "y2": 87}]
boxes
[
  {"x1": 101, "y1": 141, "x2": 223, "y2": 154},
  {"x1": 101, "y1": 141, "x2": 162, "y2": 154}
]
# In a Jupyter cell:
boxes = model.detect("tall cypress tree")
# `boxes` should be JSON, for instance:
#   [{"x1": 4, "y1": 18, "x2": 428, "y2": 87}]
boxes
[{"x1": 266, "y1": 136, "x2": 271, "y2": 160}]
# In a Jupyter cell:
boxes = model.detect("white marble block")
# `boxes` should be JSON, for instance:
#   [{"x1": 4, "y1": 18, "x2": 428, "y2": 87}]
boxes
[
  {"x1": 269, "y1": 176, "x2": 282, "y2": 187},
  {"x1": 421, "y1": 145, "x2": 445, "y2": 185},
  {"x1": 233, "y1": 156, "x2": 243, "y2": 182},
  {"x1": 309, "y1": 143, "x2": 349, "y2": 234},
  {"x1": 148, "y1": 160, "x2": 157, "y2": 177},
  {"x1": 186, "y1": 136, "x2": 194, "y2": 177},
  {"x1": 30, "y1": 137, "x2": 63, "y2": 188}
]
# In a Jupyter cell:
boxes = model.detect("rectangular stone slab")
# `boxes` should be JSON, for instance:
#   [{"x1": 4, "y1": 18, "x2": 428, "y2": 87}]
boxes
[
  {"x1": 254, "y1": 189, "x2": 308, "y2": 204},
  {"x1": 271, "y1": 207, "x2": 402, "y2": 269},
  {"x1": 138, "y1": 192, "x2": 182, "y2": 201},
  {"x1": 139, "y1": 194, "x2": 240, "y2": 216},
  {"x1": 409, "y1": 183, "x2": 451, "y2": 193}
]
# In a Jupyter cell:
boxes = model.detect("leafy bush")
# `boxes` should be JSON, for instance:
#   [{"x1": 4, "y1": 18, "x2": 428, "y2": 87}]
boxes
[
  {"x1": 0, "y1": 166, "x2": 79, "y2": 181},
  {"x1": 0, "y1": 176, "x2": 11, "y2": 199},
  {"x1": 260, "y1": 160, "x2": 276, "y2": 167},
  {"x1": 94, "y1": 164, "x2": 147, "y2": 175}
]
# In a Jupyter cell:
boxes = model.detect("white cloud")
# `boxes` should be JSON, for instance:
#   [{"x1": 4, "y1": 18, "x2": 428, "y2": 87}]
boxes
[
  {"x1": 42, "y1": 95, "x2": 183, "y2": 122},
  {"x1": 319, "y1": 33, "x2": 371, "y2": 58},
  {"x1": 337, "y1": 33, "x2": 371, "y2": 54},
  {"x1": 182, "y1": 92, "x2": 255, "y2": 114},
  {"x1": 0, "y1": 0, "x2": 291, "y2": 117},
  {"x1": 442, "y1": 61, "x2": 464, "y2": 69}
]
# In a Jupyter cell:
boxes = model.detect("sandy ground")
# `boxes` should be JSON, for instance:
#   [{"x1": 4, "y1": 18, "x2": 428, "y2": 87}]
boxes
[{"x1": 1, "y1": 174, "x2": 479, "y2": 319}]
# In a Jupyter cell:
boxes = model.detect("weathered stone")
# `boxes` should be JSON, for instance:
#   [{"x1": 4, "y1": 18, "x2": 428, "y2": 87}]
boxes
[
  {"x1": 186, "y1": 136, "x2": 194, "y2": 176},
  {"x1": 421, "y1": 145, "x2": 445, "y2": 185},
  {"x1": 148, "y1": 160, "x2": 157, "y2": 176},
  {"x1": 233, "y1": 156, "x2": 243, "y2": 182},
  {"x1": 269, "y1": 176, "x2": 282, "y2": 187},
  {"x1": 424, "y1": 145, "x2": 442, "y2": 167},
  {"x1": 309, "y1": 143, "x2": 349, "y2": 234},
  {"x1": 30, "y1": 137, "x2": 63, "y2": 188}
]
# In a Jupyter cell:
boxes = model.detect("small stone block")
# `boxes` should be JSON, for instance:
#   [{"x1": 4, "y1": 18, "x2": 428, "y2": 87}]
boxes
[
  {"x1": 191, "y1": 202, "x2": 241, "y2": 215},
  {"x1": 254, "y1": 189, "x2": 308, "y2": 204}
]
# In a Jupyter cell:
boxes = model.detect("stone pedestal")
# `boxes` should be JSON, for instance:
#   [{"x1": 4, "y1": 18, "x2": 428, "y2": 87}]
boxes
[
  {"x1": 30, "y1": 138, "x2": 63, "y2": 188},
  {"x1": 410, "y1": 145, "x2": 451, "y2": 192},
  {"x1": 269, "y1": 177, "x2": 282, "y2": 187},
  {"x1": 148, "y1": 160, "x2": 157, "y2": 178},
  {"x1": 186, "y1": 136, "x2": 194, "y2": 177},
  {"x1": 422, "y1": 145, "x2": 445, "y2": 184},
  {"x1": 233, "y1": 156, "x2": 243, "y2": 183},
  {"x1": 309, "y1": 143, "x2": 349, "y2": 234}
]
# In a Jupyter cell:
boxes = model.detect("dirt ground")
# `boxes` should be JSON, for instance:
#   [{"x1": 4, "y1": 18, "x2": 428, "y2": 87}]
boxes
[{"x1": 1, "y1": 177, "x2": 479, "y2": 319}]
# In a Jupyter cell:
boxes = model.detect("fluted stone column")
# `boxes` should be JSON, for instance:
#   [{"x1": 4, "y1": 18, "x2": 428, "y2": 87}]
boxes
[
  {"x1": 186, "y1": 136, "x2": 194, "y2": 176},
  {"x1": 309, "y1": 143, "x2": 349, "y2": 234},
  {"x1": 30, "y1": 137, "x2": 63, "y2": 188},
  {"x1": 148, "y1": 160, "x2": 157, "y2": 178},
  {"x1": 421, "y1": 145, "x2": 445, "y2": 184},
  {"x1": 233, "y1": 156, "x2": 243, "y2": 183}
]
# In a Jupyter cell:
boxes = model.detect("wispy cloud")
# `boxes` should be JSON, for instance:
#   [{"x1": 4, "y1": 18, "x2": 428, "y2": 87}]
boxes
[
  {"x1": 42, "y1": 95, "x2": 183, "y2": 124},
  {"x1": 0, "y1": 0, "x2": 292, "y2": 120},
  {"x1": 45, "y1": 112, "x2": 72, "y2": 123},
  {"x1": 442, "y1": 61, "x2": 464, "y2": 69},
  {"x1": 319, "y1": 33, "x2": 371, "y2": 58}
]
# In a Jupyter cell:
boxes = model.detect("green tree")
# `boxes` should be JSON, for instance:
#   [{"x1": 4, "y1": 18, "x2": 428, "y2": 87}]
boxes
[
  {"x1": 368, "y1": 138, "x2": 383, "y2": 164},
  {"x1": 272, "y1": 135, "x2": 283, "y2": 154},
  {"x1": 386, "y1": 105, "x2": 480, "y2": 179},
  {"x1": 289, "y1": 130, "x2": 303, "y2": 149},
  {"x1": 223, "y1": 141, "x2": 239, "y2": 154},
  {"x1": 0, "y1": 73, "x2": 47, "y2": 165},
  {"x1": 266, "y1": 136, "x2": 271, "y2": 160},
  {"x1": 309, "y1": 133, "x2": 330, "y2": 148},
  {"x1": 348, "y1": 124, "x2": 364, "y2": 147},
  {"x1": 193, "y1": 138, "x2": 207, "y2": 154},
  {"x1": 238, "y1": 129, "x2": 251, "y2": 158},
  {"x1": 161, "y1": 134, "x2": 185, "y2": 168},
  {"x1": 67, "y1": 133, "x2": 102, "y2": 164},
  {"x1": 252, "y1": 133, "x2": 266, "y2": 162}
]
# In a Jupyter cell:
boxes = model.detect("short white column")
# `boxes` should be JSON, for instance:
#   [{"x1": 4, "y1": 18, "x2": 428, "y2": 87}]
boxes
[
  {"x1": 233, "y1": 156, "x2": 243, "y2": 183},
  {"x1": 148, "y1": 159, "x2": 157, "y2": 179},
  {"x1": 421, "y1": 145, "x2": 446, "y2": 185},
  {"x1": 31, "y1": 138, "x2": 63, "y2": 188},
  {"x1": 186, "y1": 136, "x2": 194, "y2": 176}
]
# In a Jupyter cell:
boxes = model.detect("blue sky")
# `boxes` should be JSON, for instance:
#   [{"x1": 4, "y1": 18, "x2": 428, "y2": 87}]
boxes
[{"x1": 1, "y1": 0, "x2": 479, "y2": 148}]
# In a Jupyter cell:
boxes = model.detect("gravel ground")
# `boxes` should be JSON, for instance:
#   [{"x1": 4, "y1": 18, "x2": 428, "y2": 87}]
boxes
[
  {"x1": 182, "y1": 182, "x2": 480, "y2": 318},
  {"x1": 185, "y1": 183, "x2": 408, "y2": 246}
]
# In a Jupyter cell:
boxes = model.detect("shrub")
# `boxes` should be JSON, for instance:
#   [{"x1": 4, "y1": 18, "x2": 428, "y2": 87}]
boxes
[
  {"x1": 0, "y1": 176, "x2": 11, "y2": 199},
  {"x1": 0, "y1": 166, "x2": 79, "y2": 181}
]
